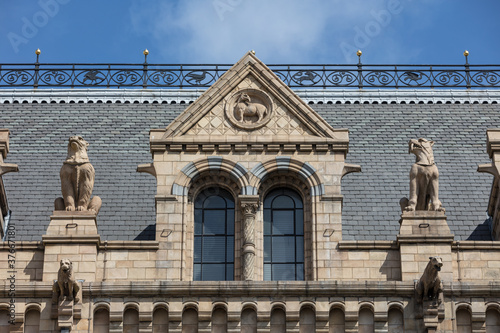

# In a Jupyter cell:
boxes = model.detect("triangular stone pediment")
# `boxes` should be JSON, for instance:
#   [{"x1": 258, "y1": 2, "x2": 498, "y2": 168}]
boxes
[{"x1": 155, "y1": 52, "x2": 345, "y2": 144}]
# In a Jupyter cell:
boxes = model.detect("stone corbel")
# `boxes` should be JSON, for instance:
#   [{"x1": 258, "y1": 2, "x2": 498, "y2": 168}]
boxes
[
  {"x1": 137, "y1": 163, "x2": 156, "y2": 177},
  {"x1": 477, "y1": 163, "x2": 499, "y2": 178},
  {"x1": 239, "y1": 195, "x2": 259, "y2": 281},
  {"x1": 0, "y1": 129, "x2": 18, "y2": 176},
  {"x1": 481, "y1": 129, "x2": 500, "y2": 175},
  {"x1": 0, "y1": 162, "x2": 18, "y2": 176},
  {"x1": 341, "y1": 163, "x2": 361, "y2": 178}
]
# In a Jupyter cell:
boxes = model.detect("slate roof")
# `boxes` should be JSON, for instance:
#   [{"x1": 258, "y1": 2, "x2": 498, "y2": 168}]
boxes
[{"x1": 0, "y1": 94, "x2": 498, "y2": 241}]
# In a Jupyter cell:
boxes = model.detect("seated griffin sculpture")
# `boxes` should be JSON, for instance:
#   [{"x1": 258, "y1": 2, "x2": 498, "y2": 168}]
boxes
[
  {"x1": 416, "y1": 256, "x2": 443, "y2": 304},
  {"x1": 400, "y1": 138, "x2": 444, "y2": 212},
  {"x1": 54, "y1": 136, "x2": 101, "y2": 214}
]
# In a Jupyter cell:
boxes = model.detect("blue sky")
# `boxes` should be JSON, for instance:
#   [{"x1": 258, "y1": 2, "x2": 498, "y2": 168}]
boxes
[{"x1": 1, "y1": 0, "x2": 499, "y2": 65}]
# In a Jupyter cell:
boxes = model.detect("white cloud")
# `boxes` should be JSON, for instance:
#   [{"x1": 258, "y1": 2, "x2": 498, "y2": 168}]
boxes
[{"x1": 129, "y1": 0, "x2": 404, "y2": 63}]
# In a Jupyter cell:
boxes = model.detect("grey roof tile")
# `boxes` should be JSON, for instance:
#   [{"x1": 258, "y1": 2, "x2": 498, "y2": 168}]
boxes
[{"x1": 0, "y1": 101, "x2": 498, "y2": 241}]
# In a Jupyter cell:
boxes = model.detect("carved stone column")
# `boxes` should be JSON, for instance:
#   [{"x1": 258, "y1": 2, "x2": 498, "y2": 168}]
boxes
[{"x1": 239, "y1": 195, "x2": 259, "y2": 281}]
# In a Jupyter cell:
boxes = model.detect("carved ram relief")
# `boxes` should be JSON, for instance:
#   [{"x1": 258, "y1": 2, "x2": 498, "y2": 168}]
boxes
[{"x1": 225, "y1": 89, "x2": 273, "y2": 130}]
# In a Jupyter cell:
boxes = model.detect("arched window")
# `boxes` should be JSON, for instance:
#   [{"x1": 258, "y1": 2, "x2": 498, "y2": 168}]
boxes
[
  {"x1": 123, "y1": 308, "x2": 139, "y2": 333},
  {"x1": 270, "y1": 308, "x2": 286, "y2": 333},
  {"x1": 456, "y1": 308, "x2": 472, "y2": 333},
  {"x1": 486, "y1": 308, "x2": 500, "y2": 333},
  {"x1": 388, "y1": 308, "x2": 404, "y2": 333},
  {"x1": 329, "y1": 308, "x2": 345, "y2": 333},
  {"x1": 358, "y1": 308, "x2": 374, "y2": 333},
  {"x1": 264, "y1": 188, "x2": 304, "y2": 281},
  {"x1": 241, "y1": 308, "x2": 257, "y2": 333},
  {"x1": 212, "y1": 308, "x2": 227, "y2": 333},
  {"x1": 93, "y1": 308, "x2": 110, "y2": 333},
  {"x1": 194, "y1": 187, "x2": 235, "y2": 281},
  {"x1": 299, "y1": 307, "x2": 316, "y2": 333},
  {"x1": 24, "y1": 309, "x2": 40, "y2": 333},
  {"x1": 182, "y1": 308, "x2": 198, "y2": 333},
  {"x1": 153, "y1": 308, "x2": 169, "y2": 332},
  {"x1": 0, "y1": 309, "x2": 10, "y2": 333}
]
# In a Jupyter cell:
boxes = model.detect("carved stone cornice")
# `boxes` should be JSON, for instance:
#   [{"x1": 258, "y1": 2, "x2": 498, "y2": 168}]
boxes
[
  {"x1": 6, "y1": 281, "x2": 500, "y2": 299},
  {"x1": 1, "y1": 88, "x2": 499, "y2": 105}
]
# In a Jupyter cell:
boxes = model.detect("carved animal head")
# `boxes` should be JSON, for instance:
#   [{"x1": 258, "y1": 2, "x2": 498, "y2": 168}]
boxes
[
  {"x1": 429, "y1": 256, "x2": 443, "y2": 272},
  {"x1": 60, "y1": 259, "x2": 73, "y2": 274},
  {"x1": 409, "y1": 138, "x2": 435, "y2": 165},
  {"x1": 65, "y1": 136, "x2": 90, "y2": 164},
  {"x1": 238, "y1": 93, "x2": 251, "y2": 103}
]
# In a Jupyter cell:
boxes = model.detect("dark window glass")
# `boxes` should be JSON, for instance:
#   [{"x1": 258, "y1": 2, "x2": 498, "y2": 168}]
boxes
[
  {"x1": 264, "y1": 188, "x2": 304, "y2": 280},
  {"x1": 194, "y1": 187, "x2": 235, "y2": 281}
]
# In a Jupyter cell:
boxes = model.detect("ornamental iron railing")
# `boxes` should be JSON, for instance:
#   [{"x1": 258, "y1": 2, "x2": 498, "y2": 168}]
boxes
[{"x1": 0, "y1": 62, "x2": 499, "y2": 89}]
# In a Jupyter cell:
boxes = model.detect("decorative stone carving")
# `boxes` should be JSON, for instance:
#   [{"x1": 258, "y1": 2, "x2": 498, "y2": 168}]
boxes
[
  {"x1": 400, "y1": 138, "x2": 444, "y2": 212},
  {"x1": 416, "y1": 256, "x2": 443, "y2": 305},
  {"x1": 225, "y1": 89, "x2": 273, "y2": 130},
  {"x1": 240, "y1": 196, "x2": 259, "y2": 281},
  {"x1": 52, "y1": 259, "x2": 80, "y2": 304},
  {"x1": 54, "y1": 136, "x2": 102, "y2": 214}
]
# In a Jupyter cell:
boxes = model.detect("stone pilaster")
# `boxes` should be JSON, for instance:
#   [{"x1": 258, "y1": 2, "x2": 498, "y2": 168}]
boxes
[{"x1": 239, "y1": 195, "x2": 259, "y2": 281}]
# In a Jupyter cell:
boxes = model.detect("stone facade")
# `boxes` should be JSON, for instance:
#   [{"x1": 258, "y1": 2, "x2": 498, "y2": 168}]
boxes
[{"x1": 1, "y1": 53, "x2": 500, "y2": 332}]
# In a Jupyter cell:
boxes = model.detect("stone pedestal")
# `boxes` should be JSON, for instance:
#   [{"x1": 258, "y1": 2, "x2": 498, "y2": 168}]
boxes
[
  {"x1": 42, "y1": 211, "x2": 100, "y2": 283},
  {"x1": 398, "y1": 211, "x2": 454, "y2": 282},
  {"x1": 420, "y1": 299, "x2": 445, "y2": 333},
  {"x1": 398, "y1": 211, "x2": 452, "y2": 332},
  {"x1": 52, "y1": 299, "x2": 82, "y2": 331}
]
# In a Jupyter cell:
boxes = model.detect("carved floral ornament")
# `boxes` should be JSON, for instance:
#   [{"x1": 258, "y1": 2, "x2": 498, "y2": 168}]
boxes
[{"x1": 224, "y1": 89, "x2": 273, "y2": 130}]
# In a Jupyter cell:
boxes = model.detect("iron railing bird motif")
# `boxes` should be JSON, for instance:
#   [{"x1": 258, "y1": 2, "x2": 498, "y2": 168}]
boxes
[{"x1": 0, "y1": 63, "x2": 499, "y2": 88}]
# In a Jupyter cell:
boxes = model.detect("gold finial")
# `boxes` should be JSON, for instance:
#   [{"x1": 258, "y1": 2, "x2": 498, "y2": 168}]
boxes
[
  {"x1": 356, "y1": 50, "x2": 362, "y2": 57},
  {"x1": 463, "y1": 50, "x2": 469, "y2": 57},
  {"x1": 143, "y1": 49, "x2": 149, "y2": 56},
  {"x1": 251, "y1": 50, "x2": 255, "y2": 55},
  {"x1": 35, "y1": 48, "x2": 41, "y2": 55}
]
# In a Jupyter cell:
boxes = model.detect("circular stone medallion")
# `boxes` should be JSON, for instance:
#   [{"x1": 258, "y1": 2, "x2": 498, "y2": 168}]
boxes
[{"x1": 225, "y1": 89, "x2": 273, "y2": 130}]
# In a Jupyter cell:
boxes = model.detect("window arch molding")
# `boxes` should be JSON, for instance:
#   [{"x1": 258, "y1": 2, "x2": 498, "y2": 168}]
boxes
[
  {"x1": 249, "y1": 157, "x2": 325, "y2": 197},
  {"x1": 123, "y1": 302, "x2": 140, "y2": 313},
  {"x1": 455, "y1": 303, "x2": 473, "y2": 314},
  {"x1": 153, "y1": 302, "x2": 169, "y2": 313},
  {"x1": 172, "y1": 156, "x2": 251, "y2": 198},
  {"x1": 270, "y1": 302, "x2": 287, "y2": 314},
  {"x1": 183, "y1": 302, "x2": 199, "y2": 313},
  {"x1": 188, "y1": 174, "x2": 241, "y2": 204},
  {"x1": 387, "y1": 301, "x2": 404, "y2": 314},
  {"x1": 329, "y1": 303, "x2": 346, "y2": 313},
  {"x1": 241, "y1": 302, "x2": 258, "y2": 314},
  {"x1": 93, "y1": 301, "x2": 110, "y2": 313},
  {"x1": 24, "y1": 303, "x2": 41, "y2": 314},
  {"x1": 299, "y1": 302, "x2": 317, "y2": 313},
  {"x1": 486, "y1": 302, "x2": 500, "y2": 314}
]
